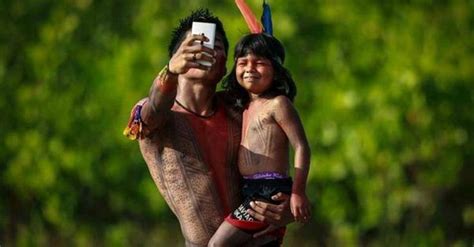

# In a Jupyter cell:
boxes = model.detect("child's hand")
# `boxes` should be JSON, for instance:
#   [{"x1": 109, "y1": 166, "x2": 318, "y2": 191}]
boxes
[{"x1": 290, "y1": 192, "x2": 311, "y2": 223}]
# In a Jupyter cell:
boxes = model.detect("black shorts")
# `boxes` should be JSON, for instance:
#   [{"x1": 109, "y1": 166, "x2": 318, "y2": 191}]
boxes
[{"x1": 230, "y1": 177, "x2": 293, "y2": 221}]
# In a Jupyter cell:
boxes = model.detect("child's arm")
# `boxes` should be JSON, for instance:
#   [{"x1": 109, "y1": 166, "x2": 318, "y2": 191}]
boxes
[{"x1": 272, "y1": 96, "x2": 312, "y2": 223}]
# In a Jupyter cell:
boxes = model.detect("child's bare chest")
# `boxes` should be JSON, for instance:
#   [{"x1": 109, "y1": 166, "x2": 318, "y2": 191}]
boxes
[
  {"x1": 238, "y1": 101, "x2": 290, "y2": 174},
  {"x1": 241, "y1": 105, "x2": 286, "y2": 147}
]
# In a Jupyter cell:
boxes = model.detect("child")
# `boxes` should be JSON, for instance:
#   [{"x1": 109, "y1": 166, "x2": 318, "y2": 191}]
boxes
[{"x1": 208, "y1": 33, "x2": 311, "y2": 246}]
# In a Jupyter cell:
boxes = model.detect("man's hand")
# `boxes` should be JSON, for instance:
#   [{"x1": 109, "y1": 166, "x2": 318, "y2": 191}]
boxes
[
  {"x1": 246, "y1": 192, "x2": 294, "y2": 238},
  {"x1": 168, "y1": 33, "x2": 216, "y2": 74}
]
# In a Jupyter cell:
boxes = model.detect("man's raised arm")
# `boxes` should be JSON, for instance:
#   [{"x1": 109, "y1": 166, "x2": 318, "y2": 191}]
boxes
[
  {"x1": 124, "y1": 33, "x2": 215, "y2": 139},
  {"x1": 122, "y1": 66, "x2": 178, "y2": 140},
  {"x1": 140, "y1": 65, "x2": 179, "y2": 132}
]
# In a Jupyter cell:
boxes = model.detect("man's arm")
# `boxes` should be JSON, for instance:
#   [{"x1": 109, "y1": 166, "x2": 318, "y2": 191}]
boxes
[
  {"x1": 140, "y1": 33, "x2": 216, "y2": 133},
  {"x1": 139, "y1": 66, "x2": 178, "y2": 132}
]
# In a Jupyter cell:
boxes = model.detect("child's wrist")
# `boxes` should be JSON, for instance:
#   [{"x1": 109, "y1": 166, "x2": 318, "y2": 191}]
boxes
[
  {"x1": 292, "y1": 184, "x2": 306, "y2": 194},
  {"x1": 291, "y1": 189, "x2": 306, "y2": 195}
]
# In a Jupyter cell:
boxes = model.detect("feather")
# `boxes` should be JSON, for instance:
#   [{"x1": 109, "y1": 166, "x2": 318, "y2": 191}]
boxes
[
  {"x1": 235, "y1": 0, "x2": 263, "y2": 33},
  {"x1": 261, "y1": 0, "x2": 273, "y2": 35}
]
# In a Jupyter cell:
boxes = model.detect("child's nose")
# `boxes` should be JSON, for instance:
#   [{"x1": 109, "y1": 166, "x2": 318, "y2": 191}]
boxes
[{"x1": 245, "y1": 62, "x2": 257, "y2": 71}]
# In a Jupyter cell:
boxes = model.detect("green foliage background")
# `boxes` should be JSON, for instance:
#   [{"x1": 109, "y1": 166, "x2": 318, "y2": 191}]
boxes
[{"x1": 1, "y1": 0, "x2": 473, "y2": 246}]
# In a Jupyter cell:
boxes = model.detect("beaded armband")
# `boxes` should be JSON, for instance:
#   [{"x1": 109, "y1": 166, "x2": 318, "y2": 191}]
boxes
[
  {"x1": 123, "y1": 103, "x2": 145, "y2": 140},
  {"x1": 123, "y1": 64, "x2": 177, "y2": 140},
  {"x1": 157, "y1": 64, "x2": 178, "y2": 94}
]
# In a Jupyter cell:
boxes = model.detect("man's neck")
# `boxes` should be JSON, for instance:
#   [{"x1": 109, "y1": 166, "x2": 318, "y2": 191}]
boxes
[{"x1": 175, "y1": 78, "x2": 217, "y2": 116}]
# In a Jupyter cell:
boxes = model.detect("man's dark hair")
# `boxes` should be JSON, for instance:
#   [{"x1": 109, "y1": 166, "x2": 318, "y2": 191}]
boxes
[
  {"x1": 223, "y1": 33, "x2": 297, "y2": 105},
  {"x1": 168, "y1": 8, "x2": 229, "y2": 58}
]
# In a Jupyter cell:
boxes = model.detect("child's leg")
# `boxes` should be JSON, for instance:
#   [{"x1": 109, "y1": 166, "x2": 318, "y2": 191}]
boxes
[{"x1": 208, "y1": 221, "x2": 252, "y2": 247}]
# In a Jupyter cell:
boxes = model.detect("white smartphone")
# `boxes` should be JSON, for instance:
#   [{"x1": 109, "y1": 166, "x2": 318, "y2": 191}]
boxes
[{"x1": 191, "y1": 22, "x2": 216, "y2": 67}]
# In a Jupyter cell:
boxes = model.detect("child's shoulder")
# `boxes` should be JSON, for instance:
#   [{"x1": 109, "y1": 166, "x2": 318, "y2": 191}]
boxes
[
  {"x1": 265, "y1": 95, "x2": 298, "y2": 119},
  {"x1": 268, "y1": 95, "x2": 294, "y2": 109}
]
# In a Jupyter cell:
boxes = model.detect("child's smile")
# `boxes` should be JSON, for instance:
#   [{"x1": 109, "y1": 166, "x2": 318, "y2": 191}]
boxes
[
  {"x1": 243, "y1": 72, "x2": 261, "y2": 82},
  {"x1": 236, "y1": 53, "x2": 274, "y2": 96}
]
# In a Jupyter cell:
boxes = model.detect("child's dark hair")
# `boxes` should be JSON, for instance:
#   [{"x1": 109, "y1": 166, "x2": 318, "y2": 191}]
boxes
[
  {"x1": 223, "y1": 33, "x2": 296, "y2": 105},
  {"x1": 168, "y1": 8, "x2": 229, "y2": 58}
]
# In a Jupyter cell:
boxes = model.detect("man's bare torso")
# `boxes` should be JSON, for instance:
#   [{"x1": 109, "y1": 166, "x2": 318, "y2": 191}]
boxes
[{"x1": 135, "y1": 95, "x2": 242, "y2": 246}]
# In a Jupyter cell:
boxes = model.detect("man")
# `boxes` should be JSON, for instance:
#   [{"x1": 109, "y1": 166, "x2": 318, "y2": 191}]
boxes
[{"x1": 124, "y1": 9, "x2": 291, "y2": 246}]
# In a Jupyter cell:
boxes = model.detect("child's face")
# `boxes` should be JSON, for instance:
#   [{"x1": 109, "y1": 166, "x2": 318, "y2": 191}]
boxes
[{"x1": 235, "y1": 53, "x2": 274, "y2": 96}]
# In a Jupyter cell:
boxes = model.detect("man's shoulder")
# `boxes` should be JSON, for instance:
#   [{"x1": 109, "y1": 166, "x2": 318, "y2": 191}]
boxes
[
  {"x1": 134, "y1": 97, "x2": 149, "y2": 107},
  {"x1": 126, "y1": 97, "x2": 180, "y2": 140}
]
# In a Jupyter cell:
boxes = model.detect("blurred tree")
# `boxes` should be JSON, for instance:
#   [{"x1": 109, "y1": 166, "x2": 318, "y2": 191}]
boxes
[{"x1": 0, "y1": 0, "x2": 472, "y2": 246}]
